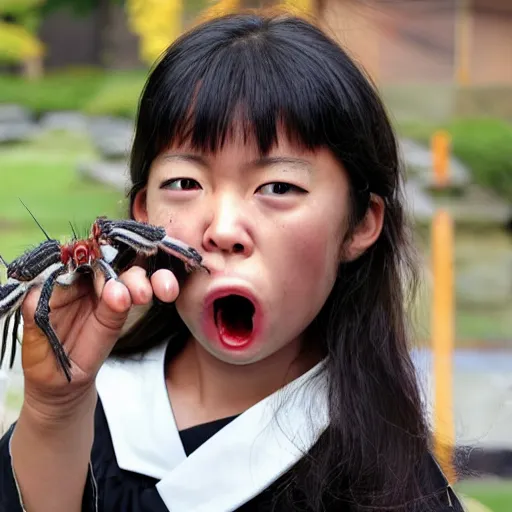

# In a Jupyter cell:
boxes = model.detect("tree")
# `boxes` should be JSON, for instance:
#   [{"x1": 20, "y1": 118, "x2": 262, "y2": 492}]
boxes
[
  {"x1": 0, "y1": 0, "x2": 45, "y2": 78},
  {"x1": 40, "y1": 0, "x2": 124, "y2": 67}
]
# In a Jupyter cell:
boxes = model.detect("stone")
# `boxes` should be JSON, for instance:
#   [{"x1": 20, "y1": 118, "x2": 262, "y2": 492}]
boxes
[
  {"x1": 404, "y1": 179, "x2": 435, "y2": 222},
  {"x1": 88, "y1": 116, "x2": 135, "y2": 160},
  {"x1": 456, "y1": 260, "x2": 512, "y2": 308},
  {"x1": 0, "y1": 122, "x2": 39, "y2": 144},
  {"x1": 40, "y1": 111, "x2": 89, "y2": 133},
  {"x1": 77, "y1": 160, "x2": 130, "y2": 193},
  {"x1": 433, "y1": 185, "x2": 512, "y2": 227},
  {"x1": 0, "y1": 104, "x2": 33, "y2": 123}
]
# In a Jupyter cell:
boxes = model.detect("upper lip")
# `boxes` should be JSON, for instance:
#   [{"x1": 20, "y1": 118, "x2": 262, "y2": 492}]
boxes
[{"x1": 203, "y1": 279, "x2": 260, "y2": 310}]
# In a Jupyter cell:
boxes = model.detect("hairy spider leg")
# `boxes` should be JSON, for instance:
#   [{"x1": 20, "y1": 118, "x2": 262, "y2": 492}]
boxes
[
  {"x1": 0, "y1": 281, "x2": 29, "y2": 315},
  {"x1": 158, "y1": 237, "x2": 208, "y2": 273},
  {"x1": 94, "y1": 218, "x2": 207, "y2": 272},
  {"x1": 105, "y1": 227, "x2": 207, "y2": 272},
  {"x1": 1, "y1": 313, "x2": 11, "y2": 367},
  {"x1": 9, "y1": 309, "x2": 21, "y2": 369},
  {"x1": 0, "y1": 309, "x2": 22, "y2": 370},
  {"x1": 33, "y1": 266, "x2": 73, "y2": 382},
  {"x1": 7, "y1": 240, "x2": 62, "y2": 282},
  {"x1": 0, "y1": 280, "x2": 32, "y2": 368},
  {"x1": 94, "y1": 258, "x2": 118, "y2": 282}
]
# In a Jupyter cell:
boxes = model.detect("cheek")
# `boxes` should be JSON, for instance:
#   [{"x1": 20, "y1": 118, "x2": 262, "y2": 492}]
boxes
[
  {"x1": 144, "y1": 188, "x2": 167, "y2": 224},
  {"x1": 275, "y1": 214, "x2": 343, "y2": 296}
]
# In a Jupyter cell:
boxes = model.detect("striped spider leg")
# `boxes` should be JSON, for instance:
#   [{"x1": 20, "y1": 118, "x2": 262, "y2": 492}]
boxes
[
  {"x1": 0, "y1": 240, "x2": 74, "y2": 380},
  {"x1": 92, "y1": 217, "x2": 209, "y2": 274},
  {"x1": 0, "y1": 239, "x2": 119, "y2": 383}
]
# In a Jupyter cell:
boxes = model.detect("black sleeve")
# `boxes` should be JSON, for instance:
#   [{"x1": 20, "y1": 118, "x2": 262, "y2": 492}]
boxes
[
  {"x1": 0, "y1": 423, "x2": 24, "y2": 512},
  {"x1": 0, "y1": 421, "x2": 99, "y2": 512},
  {"x1": 0, "y1": 400, "x2": 169, "y2": 512}
]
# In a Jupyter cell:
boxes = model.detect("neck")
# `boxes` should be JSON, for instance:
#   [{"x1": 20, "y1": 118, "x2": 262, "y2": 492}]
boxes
[{"x1": 166, "y1": 337, "x2": 319, "y2": 430}]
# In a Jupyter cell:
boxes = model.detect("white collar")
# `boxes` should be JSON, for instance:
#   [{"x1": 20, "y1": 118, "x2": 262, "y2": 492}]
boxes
[{"x1": 96, "y1": 341, "x2": 329, "y2": 512}]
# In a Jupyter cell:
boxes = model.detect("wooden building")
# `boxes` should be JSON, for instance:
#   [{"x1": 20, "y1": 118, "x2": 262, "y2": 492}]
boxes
[{"x1": 38, "y1": 0, "x2": 512, "y2": 87}]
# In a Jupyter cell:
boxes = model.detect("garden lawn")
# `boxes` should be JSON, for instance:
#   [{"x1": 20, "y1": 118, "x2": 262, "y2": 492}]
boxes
[
  {"x1": 0, "y1": 68, "x2": 148, "y2": 118},
  {"x1": 456, "y1": 479, "x2": 512, "y2": 511},
  {"x1": 0, "y1": 131, "x2": 126, "y2": 263}
]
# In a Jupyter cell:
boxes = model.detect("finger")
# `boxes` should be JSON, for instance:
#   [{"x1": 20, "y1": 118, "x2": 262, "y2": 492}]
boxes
[
  {"x1": 97, "y1": 279, "x2": 132, "y2": 321},
  {"x1": 117, "y1": 266, "x2": 153, "y2": 306},
  {"x1": 151, "y1": 269, "x2": 179, "y2": 303},
  {"x1": 69, "y1": 279, "x2": 133, "y2": 374}
]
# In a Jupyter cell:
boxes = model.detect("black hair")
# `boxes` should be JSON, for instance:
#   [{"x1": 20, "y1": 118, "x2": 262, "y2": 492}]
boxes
[{"x1": 115, "y1": 11, "x2": 459, "y2": 511}]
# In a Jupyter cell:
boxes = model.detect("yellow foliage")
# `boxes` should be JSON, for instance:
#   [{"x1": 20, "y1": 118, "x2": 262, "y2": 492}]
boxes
[
  {"x1": 126, "y1": 0, "x2": 183, "y2": 65},
  {"x1": 281, "y1": 0, "x2": 313, "y2": 15},
  {"x1": 198, "y1": 0, "x2": 241, "y2": 20},
  {"x1": 0, "y1": 21, "x2": 44, "y2": 63}
]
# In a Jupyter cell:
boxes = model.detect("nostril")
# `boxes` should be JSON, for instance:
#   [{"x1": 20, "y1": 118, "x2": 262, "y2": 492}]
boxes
[{"x1": 233, "y1": 243, "x2": 244, "y2": 254}]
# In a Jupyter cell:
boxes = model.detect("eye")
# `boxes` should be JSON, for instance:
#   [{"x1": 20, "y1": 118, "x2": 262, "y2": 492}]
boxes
[
  {"x1": 257, "y1": 182, "x2": 305, "y2": 195},
  {"x1": 160, "y1": 178, "x2": 201, "y2": 191}
]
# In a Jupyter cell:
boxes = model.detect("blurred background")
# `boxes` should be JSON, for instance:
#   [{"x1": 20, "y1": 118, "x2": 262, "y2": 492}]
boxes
[{"x1": 0, "y1": 0, "x2": 511, "y2": 510}]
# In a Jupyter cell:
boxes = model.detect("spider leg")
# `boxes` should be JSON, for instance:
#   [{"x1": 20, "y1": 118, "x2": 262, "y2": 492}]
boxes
[
  {"x1": 33, "y1": 266, "x2": 73, "y2": 382},
  {"x1": 101, "y1": 223, "x2": 207, "y2": 273},
  {"x1": 94, "y1": 259, "x2": 118, "y2": 283},
  {"x1": 1, "y1": 313, "x2": 12, "y2": 367},
  {"x1": 9, "y1": 308, "x2": 21, "y2": 369},
  {"x1": 158, "y1": 236, "x2": 207, "y2": 272},
  {"x1": 0, "y1": 280, "x2": 30, "y2": 317}
]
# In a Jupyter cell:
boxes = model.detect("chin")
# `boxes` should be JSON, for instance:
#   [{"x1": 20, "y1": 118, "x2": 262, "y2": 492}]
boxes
[{"x1": 196, "y1": 337, "x2": 277, "y2": 366}]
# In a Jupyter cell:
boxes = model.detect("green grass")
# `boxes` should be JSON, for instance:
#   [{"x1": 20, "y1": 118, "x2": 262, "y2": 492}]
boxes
[
  {"x1": 83, "y1": 70, "x2": 148, "y2": 119},
  {"x1": 0, "y1": 68, "x2": 148, "y2": 118},
  {"x1": 0, "y1": 131, "x2": 126, "y2": 262},
  {"x1": 456, "y1": 479, "x2": 512, "y2": 511}
]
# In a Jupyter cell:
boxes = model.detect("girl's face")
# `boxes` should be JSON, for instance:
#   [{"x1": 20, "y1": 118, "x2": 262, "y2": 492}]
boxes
[{"x1": 133, "y1": 130, "x2": 383, "y2": 365}]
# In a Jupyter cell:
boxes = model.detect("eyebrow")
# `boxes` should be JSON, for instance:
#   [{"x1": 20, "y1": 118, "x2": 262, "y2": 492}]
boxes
[
  {"x1": 247, "y1": 156, "x2": 313, "y2": 173},
  {"x1": 160, "y1": 153, "x2": 313, "y2": 173},
  {"x1": 161, "y1": 153, "x2": 209, "y2": 167}
]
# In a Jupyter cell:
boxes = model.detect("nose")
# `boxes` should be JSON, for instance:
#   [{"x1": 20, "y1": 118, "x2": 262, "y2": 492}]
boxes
[{"x1": 202, "y1": 195, "x2": 253, "y2": 256}]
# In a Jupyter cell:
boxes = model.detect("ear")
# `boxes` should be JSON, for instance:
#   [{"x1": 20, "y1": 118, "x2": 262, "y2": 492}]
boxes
[
  {"x1": 132, "y1": 187, "x2": 149, "y2": 223},
  {"x1": 343, "y1": 193, "x2": 385, "y2": 262}
]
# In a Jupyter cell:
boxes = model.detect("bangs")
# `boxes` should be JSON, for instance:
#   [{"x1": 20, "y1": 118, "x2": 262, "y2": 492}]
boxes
[{"x1": 136, "y1": 17, "x2": 354, "y2": 159}]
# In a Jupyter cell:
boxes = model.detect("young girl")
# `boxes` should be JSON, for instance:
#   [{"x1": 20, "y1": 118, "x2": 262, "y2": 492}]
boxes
[{"x1": 0, "y1": 11, "x2": 464, "y2": 512}]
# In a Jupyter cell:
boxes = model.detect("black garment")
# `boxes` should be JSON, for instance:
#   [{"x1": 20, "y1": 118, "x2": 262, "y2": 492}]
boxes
[
  {"x1": 179, "y1": 415, "x2": 240, "y2": 457},
  {"x1": 0, "y1": 399, "x2": 464, "y2": 512}
]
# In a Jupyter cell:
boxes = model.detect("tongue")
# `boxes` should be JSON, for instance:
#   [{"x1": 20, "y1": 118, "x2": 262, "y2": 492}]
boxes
[{"x1": 214, "y1": 298, "x2": 254, "y2": 348}]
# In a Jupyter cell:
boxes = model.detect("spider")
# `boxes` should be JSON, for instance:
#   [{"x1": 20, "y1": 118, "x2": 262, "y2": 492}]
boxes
[{"x1": 0, "y1": 215, "x2": 209, "y2": 383}]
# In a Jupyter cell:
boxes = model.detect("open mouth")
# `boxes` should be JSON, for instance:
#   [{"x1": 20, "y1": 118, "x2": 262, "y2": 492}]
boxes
[{"x1": 213, "y1": 294, "x2": 256, "y2": 348}]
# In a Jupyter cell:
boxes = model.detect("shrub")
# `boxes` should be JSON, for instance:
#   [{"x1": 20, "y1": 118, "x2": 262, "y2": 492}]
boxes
[{"x1": 398, "y1": 117, "x2": 512, "y2": 203}]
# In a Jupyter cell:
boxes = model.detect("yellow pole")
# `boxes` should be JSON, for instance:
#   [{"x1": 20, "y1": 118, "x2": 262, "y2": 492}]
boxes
[
  {"x1": 432, "y1": 130, "x2": 451, "y2": 188},
  {"x1": 454, "y1": 0, "x2": 472, "y2": 86},
  {"x1": 432, "y1": 210, "x2": 456, "y2": 483}
]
